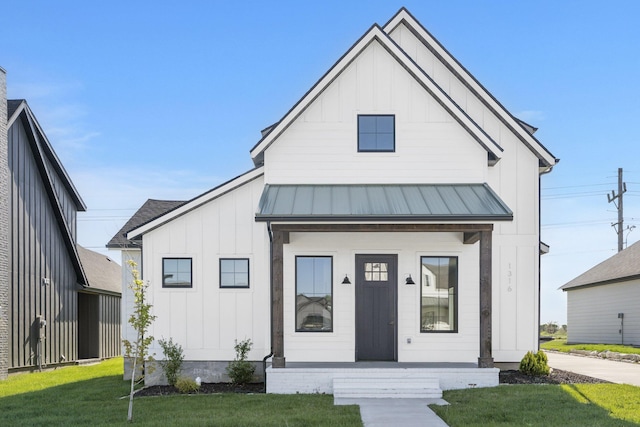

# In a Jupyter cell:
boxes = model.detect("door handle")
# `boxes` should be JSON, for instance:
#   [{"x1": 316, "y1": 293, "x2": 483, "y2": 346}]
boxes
[{"x1": 389, "y1": 320, "x2": 394, "y2": 325}]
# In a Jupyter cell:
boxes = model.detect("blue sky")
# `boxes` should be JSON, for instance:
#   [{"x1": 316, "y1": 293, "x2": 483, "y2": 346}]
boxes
[{"x1": 3, "y1": 1, "x2": 640, "y2": 324}]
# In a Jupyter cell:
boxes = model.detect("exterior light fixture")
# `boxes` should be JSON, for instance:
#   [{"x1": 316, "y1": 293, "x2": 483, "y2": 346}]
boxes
[
  {"x1": 405, "y1": 274, "x2": 415, "y2": 285},
  {"x1": 341, "y1": 274, "x2": 351, "y2": 284}
]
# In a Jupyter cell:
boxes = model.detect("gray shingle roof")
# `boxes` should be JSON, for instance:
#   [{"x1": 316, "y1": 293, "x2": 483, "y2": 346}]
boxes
[
  {"x1": 561, "y1": 240, "x2": 640, "y2": 290},
  {"x1": 256, "y1": 184, "x2": 513, "y2": 222},
  {"x1": 106, "y1": 199, "x2": 185, "y2": 248},
  {"x1": 76, "y1": 245, "x2": 122, "y2": 294}
]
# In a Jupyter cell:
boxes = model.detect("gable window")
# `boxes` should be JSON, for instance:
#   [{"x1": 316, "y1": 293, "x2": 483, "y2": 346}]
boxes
[
  {"x1": 220, "y1": 258, "x2": 250, "y2": 288},
  {"x1": 420, "y1": 256, "x2": 458, "y2": 332},
  {"x1": 358, "y1": 115, "x2": 395, "y2": 152},
  {"x1": 296, "y1": 256, "x2": 333, "y2": 332},
  {"x1": 163, "y1": 258, "x2": 192, "y2": 288}
]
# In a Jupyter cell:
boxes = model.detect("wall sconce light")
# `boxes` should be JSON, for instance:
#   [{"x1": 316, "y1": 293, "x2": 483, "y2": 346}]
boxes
[
  {"x1": 405, "y1": 274, "x2": 415, "y2": 285},
  {"x1": 341, "y1": 274, "x2": 351, "y2": 284}
]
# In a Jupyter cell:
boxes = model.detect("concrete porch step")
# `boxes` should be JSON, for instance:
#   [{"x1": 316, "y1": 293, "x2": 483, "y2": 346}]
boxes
[{"x1": 333, "y1": 376, "x2": 442, "y2": 399}]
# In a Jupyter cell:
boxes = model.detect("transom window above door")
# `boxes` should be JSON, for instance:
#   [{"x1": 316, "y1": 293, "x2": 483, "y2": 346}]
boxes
[
  {"x1": 358, "y1": 115, "x2": 395, "y2": 152},
  {"x1": 364, "y1": 262, "x2": 388, "y2": 281}
]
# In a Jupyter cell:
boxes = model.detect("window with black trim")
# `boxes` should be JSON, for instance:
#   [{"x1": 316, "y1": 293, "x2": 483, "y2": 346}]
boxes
[
  {"x1": 295, "y1": 256, "x2": 333, "y2": 332},
  {"x1": 420, "y1": 256, "x2": 458, "y2": 332},
  {"x1": 162, "y1": 258, "x2": 192, "y2": 288},
  {"x1": 358, "y1": 114, "x2": 395, "y2": 152},
  {"x1": 220, "y1": 258, "x2": 250, "y2": 288}
]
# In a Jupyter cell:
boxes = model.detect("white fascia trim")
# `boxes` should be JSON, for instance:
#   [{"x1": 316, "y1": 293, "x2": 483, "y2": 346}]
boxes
[
  {"x1": 127, "y1": 166, "x2": 264, "y2": 240},
  {"x1": 7, "y1": 100, "x2": 26, "y2": 128},
  {"x1": 384, "y1": 10, "x2": 557, "y2": 167},
  {"x1": 250, "y1": 25, "x2": 502, "y2": 163}
]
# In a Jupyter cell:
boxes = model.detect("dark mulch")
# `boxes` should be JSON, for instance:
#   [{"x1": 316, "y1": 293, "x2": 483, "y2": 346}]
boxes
[
  {"x1": 135, "y1": 369, "x2": 607, "y2": 396},
  {"x1": 135, "y1": 382, "x2": 265, "y2": 397},
  {"x1": 499, "y1": 369, "x2": 609, "y2": 385}
]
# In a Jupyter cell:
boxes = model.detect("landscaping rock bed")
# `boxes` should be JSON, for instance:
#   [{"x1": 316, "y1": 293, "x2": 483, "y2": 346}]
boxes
[{"x1": 499, "y1": 369, "x2": 609, "y2": 385}]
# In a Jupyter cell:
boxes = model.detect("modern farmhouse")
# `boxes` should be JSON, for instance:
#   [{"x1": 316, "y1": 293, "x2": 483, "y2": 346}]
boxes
[{"x1": 110, "y1": 8, "x2": 557, "y2": 394}]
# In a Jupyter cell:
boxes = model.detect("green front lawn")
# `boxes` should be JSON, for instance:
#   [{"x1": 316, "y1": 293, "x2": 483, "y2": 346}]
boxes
[
  {"x1": 541, "y1": 339, "x2": 640, "y2": 355},
  {"x1": 432, "y1": 383, "x2": 640, "y2": 426},
  {"x1": 0, "y1": 358, "x2": 361, "y2": 426},
  {"x1": 4, "y1": 357, "x2": 640, "y2": 426}
]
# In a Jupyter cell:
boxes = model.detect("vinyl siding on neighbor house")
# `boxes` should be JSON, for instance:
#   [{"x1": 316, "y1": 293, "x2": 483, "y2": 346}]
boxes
[
  {"x1": 567, "y1": 279, "x2": 640, "y2": 345},
  {"x1": 8, "y1": 113, "x2": 80, "y2": 369}
]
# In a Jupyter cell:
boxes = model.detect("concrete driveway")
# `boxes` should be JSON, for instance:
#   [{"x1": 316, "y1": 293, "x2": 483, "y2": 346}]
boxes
[{"x1": 546, "y1": 351, "x2": 640, "y2": 386}]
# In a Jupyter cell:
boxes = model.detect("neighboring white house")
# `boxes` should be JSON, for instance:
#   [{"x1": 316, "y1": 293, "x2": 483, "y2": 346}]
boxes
[
  {"x1": 561, "y1": 240, "x2": 640, "y2": 346},
  {"x1": 110, "y1": 8, "x2": 557, "y2": 392}
]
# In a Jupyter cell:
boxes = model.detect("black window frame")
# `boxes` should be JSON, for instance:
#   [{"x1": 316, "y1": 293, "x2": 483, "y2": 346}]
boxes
[
  {"x1": 219, "y1": 258, "x2": 250, "y2": 289},
  {"x1": 420, "y1": 256, "x2": 458, "y2": 333},
  {"x1": 162, "y1": 257, "x2": 193, "y2": 288},
  {"x1": 295, "y1": 255, "x2": 333, "y2": 333},
  {"x1": 357, "y1": 114, "x2": 396, "y2": 152}
]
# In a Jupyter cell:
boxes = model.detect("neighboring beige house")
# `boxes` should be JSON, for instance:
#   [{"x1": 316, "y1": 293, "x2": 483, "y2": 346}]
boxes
[
  {"x1": 561, "y1": 241, "x2": 640, "y2": 345},
  {"x1": 110, "y1": 8, "x2": 557, "y2": 394}
]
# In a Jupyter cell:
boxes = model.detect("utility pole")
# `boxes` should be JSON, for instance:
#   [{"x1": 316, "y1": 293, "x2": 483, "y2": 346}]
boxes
[{"x1": 607, "y1": 167, "x2": 627, "y2": 252}]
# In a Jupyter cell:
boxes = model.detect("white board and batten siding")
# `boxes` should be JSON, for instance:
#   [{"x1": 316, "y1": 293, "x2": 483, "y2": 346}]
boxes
[
  {"x1": 262, "y1": 37, "x2": 542, "y2": 362},
  {"x1": 282, "y1": 232, "x2": 480, "y2": 363},
  {"x1": 567, "y1": 280, "x2": 640, "y2": 345},
  {"x1": 141, "y1": 176, "x2": 270, "y2": 362}
]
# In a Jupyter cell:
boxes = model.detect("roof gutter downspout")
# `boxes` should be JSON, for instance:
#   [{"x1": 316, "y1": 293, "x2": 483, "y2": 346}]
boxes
[
  {"x1": 262, "y1": 221, "x2": 274, "y2": 393},
  {"x1": 538, "y1": 162, "x2": 556, "y2": 350}
]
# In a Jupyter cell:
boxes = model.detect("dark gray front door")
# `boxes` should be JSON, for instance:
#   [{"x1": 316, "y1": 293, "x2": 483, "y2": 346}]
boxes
[{"x1": 355, "y1": 254, "x2": 397, "y2": 361}]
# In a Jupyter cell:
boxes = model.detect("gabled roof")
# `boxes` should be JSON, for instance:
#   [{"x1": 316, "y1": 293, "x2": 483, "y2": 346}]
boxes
[
  {"x1": 8, "y1": 100, "x2": 86, "y2": 210},
  {"x1": 126, "y1": 166, "x2": 264, "y2": 240},
  {"x1": 256, "y1": 183, "x2": 512, "y2": 222},
  {"x1": 249, "y1": 21, "x2": 504, "y2": 167},
  {"x1": 76, "y1": 245, "x2": 122, "y2": 295},
  {"x1": 383, "y1": 8, "x2": 557, "y2": 169},
  {"x1": 106, "y1": 199, "x2": 185, "y2": 249},
  {"x1": 561, "y1": 240, "x2": 640, "y2": 290},
  {"x1": 8, "y1": 99, "x2": 89, "y2": 287}
]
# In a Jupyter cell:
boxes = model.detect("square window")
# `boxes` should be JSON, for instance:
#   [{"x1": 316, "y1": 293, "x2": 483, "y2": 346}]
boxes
[
  {"x1": 296, "y1": 256, "x2": 333, "y2": 332},
  {"x1": 163, "y1": 258, "x2": 192, "y2": 288},
  {"x1": 358, "y1": 115, "x2": 395, "y2": 152},
  {"x1": 420, "y1": 257, "x2": 458, "y2": 333},
  {"x1": 220, "y1": 258, "x2": 250, "y2": 288}
]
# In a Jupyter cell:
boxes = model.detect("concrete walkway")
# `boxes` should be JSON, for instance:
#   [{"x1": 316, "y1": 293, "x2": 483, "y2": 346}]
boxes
[
  {"x1": 546, "y1": 351, "x2": 640, "y2": 386},
  {"x1": 335, "y1": 398, "x2": 449, "y2": 427}
]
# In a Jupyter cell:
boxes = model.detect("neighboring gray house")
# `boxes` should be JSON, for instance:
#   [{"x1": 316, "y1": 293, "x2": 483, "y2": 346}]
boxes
[
  {"x1": 561, "y1": 240, "x2": 640, "y2": 345},
  {"x1": 0, "y1": 68, "x2": 121, "y2": 378},
  {"x1": 76, "y1": 245, "x2": 122, "y2": 360}
]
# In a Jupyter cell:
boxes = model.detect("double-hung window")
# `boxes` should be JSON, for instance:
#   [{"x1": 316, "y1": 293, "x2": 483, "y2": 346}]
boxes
[
  {"x1": 295, "y1": 256, "x2": 333, "y2": 332},
  {"x1": 420, "y1": 256, "x2": 458, "y2": 332},
  {"x1": 358, "y1": 115, "x2": 395, "y2": 152},
  {"x1": 162, "y1": 258, "x2": 192, "y2": 288}
]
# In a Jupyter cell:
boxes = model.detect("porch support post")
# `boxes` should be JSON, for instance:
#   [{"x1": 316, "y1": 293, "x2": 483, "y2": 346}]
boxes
[
  {"x1": 272, "y1": 230, "x2": 286, "y2": 368},
  {"x1": 478, "y1": 229, "x2": 494, "y2": 368}
]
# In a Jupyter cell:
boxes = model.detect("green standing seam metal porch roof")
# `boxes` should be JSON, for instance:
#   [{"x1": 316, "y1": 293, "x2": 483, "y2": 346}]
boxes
[{"x1": 256, "y1": 184, "x2": 513, "y2": 222}]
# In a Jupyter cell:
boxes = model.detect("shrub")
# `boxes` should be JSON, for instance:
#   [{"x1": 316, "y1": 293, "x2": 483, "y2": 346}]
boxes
[
  {"x1": 226, "y1": 339, "x2": 255, "y2": 385},
  {"x1": 175, "y1": 376, "x2": 200, "y2": 394},
  {"x1": 519, "y1": 350, "x2": 550, "y2": 376},
  {"x1": 158, "y1": 337, "x2": 184, "y2": 386}
]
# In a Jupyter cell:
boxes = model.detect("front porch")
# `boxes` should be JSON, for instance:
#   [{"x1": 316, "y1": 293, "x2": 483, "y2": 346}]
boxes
[{"x1": 265, "y1": 361, "x2": 499, "y2": 396}]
